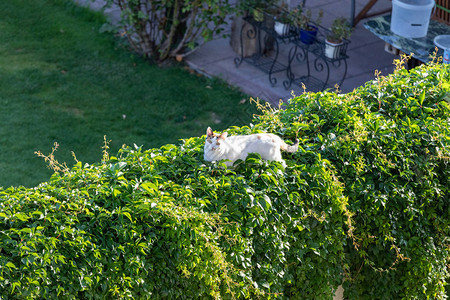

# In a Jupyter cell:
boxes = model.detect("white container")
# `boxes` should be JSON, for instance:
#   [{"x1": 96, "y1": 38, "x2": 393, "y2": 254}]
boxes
[
  {"x1": 434, "y1": 35, "x2": 450, "y2": 63},
  {"x1": 325, "y1": 40, "x2": 344, "y2": 59},
  {"x1": 391, "y1": 0, "x2": 435, "y2": 38},
  {"x1": 274, "y1": 21, "x2": 289, "y2": 36}
]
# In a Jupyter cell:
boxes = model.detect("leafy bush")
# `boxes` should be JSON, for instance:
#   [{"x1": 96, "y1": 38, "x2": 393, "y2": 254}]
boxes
[
  {"x1": 104, "y1": 0, "x2": 234, "y2": 62},
  {"x1": 270, "y1": 59, "x2": 450, "y2": 299},
  {"x1": 0, "y1": 60, "x2": 448, "y2": 299},
  {"x1": 0, "y1": 142, "x2": 349, "y2": 298}
]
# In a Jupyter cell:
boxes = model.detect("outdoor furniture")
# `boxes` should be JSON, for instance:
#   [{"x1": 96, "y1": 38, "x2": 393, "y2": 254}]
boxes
[
  {"x1": 283, "y1": 24, "x2": 350, "y2": 92},
  {"x1": 234, "y1": 15, "x2": 295, "y2": 87},
  {"x1": 364, "y1": 15, "x2": 450, "y2": 65},
  {"x1": 235, "y1": 16, "x2": 350, "y2": 93},
  {"x1": 434, "y1": 0, "x2": 450, "y2": 25}
]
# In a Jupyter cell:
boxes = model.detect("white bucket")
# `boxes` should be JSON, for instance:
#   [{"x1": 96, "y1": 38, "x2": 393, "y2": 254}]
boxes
[
  {"x1": 434, "y1": 35, "x2": 450, "y2": 63},
  {"x1": 391, "y1": 0, "x2": 435, "y2": 38}
]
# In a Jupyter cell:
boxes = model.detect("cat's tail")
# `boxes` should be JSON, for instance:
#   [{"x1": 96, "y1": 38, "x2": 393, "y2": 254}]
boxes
[{"x1": 281, "y1": 138, "x2": 299, "y2": 153}]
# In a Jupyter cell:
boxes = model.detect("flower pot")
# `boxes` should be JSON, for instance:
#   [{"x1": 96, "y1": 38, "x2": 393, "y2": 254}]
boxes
[
  {"x1": 274, "y1": 21, "x2": 289, "y2": 36},
  {"x1": 325, "y1": 39, "x2": 344, "y2": 59},
  {"x1": 300, "y1": 25, "x2": 318, "y2": 44}
]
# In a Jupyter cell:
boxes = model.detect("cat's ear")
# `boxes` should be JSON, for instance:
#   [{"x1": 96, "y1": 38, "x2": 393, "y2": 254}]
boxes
[
  {"x1": 206, "y1": 127, "x2": 213, "y2": 137},
  {"x1": 218, "y1": 132, "x2": 228, "y2": 140}
]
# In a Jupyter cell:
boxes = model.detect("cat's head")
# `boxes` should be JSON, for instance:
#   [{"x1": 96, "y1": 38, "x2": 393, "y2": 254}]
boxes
[{"x1": 205, "y1": 127, "x2": 228, "y2": 152}]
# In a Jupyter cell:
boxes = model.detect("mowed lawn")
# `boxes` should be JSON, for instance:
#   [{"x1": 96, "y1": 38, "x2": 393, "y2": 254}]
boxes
[{"x1": 0, "y1": 0, "x2": 257, "y2": 188}]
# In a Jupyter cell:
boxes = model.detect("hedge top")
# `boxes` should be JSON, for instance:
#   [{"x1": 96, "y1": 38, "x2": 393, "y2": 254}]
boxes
[{"x1": 0, "y1": 60, "x2": 449, "y2": 299}]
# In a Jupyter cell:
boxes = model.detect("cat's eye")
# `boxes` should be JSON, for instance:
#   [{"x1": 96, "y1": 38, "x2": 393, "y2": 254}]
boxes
[{"x1": 216, "y1": 142, "x2": 220, "y2": 146}]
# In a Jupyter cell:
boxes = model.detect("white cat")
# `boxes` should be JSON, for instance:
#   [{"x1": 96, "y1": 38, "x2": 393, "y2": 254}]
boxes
[{"x1": 203, "y1": 127, "x2": 299, "y2": 167}]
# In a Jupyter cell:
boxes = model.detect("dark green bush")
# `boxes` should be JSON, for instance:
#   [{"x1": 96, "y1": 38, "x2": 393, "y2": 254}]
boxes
[
  {"x1": 269, "y1": 60, "x2": 450, "y2": 299},
  {"x1": 0, "y1": 61, "x2": 448, "y2": 299},
  {"x1": 103, "y1": 0, "x2": 235, "y2": 62}
]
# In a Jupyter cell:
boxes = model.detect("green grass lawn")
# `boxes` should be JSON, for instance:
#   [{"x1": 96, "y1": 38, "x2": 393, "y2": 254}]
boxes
[{"x1": 0, "y1": 0, "x2": 258, "y2": 188}]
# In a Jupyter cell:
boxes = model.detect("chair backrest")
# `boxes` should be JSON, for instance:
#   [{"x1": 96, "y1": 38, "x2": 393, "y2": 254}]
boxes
[{"x1": 434, "y1": 0, "x2": 450, "y2": 24}]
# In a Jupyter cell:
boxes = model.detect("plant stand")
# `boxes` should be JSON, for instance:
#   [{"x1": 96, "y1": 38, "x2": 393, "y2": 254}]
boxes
[
  {"x1": 234, "y1": 15, "x2": 295, "y2": 86},
  {"x1": 284, "y1": 24, "x2": 350, "y2": 92},
  {"x1": 234, "y1": 17, "x2": 350, "y2": 92}
]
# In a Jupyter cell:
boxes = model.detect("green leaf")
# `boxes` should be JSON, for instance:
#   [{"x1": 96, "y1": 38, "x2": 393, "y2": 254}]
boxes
[
  {"x1": 418, "y1": 89, "x2": 425, "y2": 106},
  {"x1": 113, "y1": 189, "x2": 122, "y2": 197},
  {"x1": 6, "y1": 262, "x2": 17, "y2": 269},
  {"x1": 14, "y1": 212, "x2": 29, "y2": 222},
  {"x1": 11, "y1": 281, "x2": 21, "y2": 294},
  {"x1": 141, "y1": 182, "x2": 158, "y2": 193},
  {"x1": 258, "y1": 195, "x2": 272, "y2": 211},
  {"x1": 122, "y1": 211, "x2": 132, "y2": 222}
]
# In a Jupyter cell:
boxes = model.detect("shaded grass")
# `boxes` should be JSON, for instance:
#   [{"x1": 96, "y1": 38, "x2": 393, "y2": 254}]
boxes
[{"x1": 0, "y1": 0, "x2": 258, "y2": 188}]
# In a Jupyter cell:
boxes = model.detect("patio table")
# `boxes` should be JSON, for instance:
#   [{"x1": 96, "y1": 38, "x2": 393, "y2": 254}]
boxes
[{"x1": 364, "y1": 15, "x2": 450, "y2": 64}]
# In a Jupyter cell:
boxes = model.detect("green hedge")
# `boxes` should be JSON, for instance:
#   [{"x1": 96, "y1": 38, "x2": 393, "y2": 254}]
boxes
[{"x1": 0, "y1": 61, "x2": 448, "y2": 299}]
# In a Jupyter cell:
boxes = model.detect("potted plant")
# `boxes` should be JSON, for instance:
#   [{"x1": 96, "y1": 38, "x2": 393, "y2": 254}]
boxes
[
  {"x1": 293, "y1": 7, "x2": 323, "y2": 45},
  {"x1": 325, "y1": 17, "x2": 352, "y2": 59},
  {"x1": 242, "y1": 0, "x2": 277, "y2": 23},
  {"x1": 273, "y1": 3, "x2": 291, "y2": 36}
]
